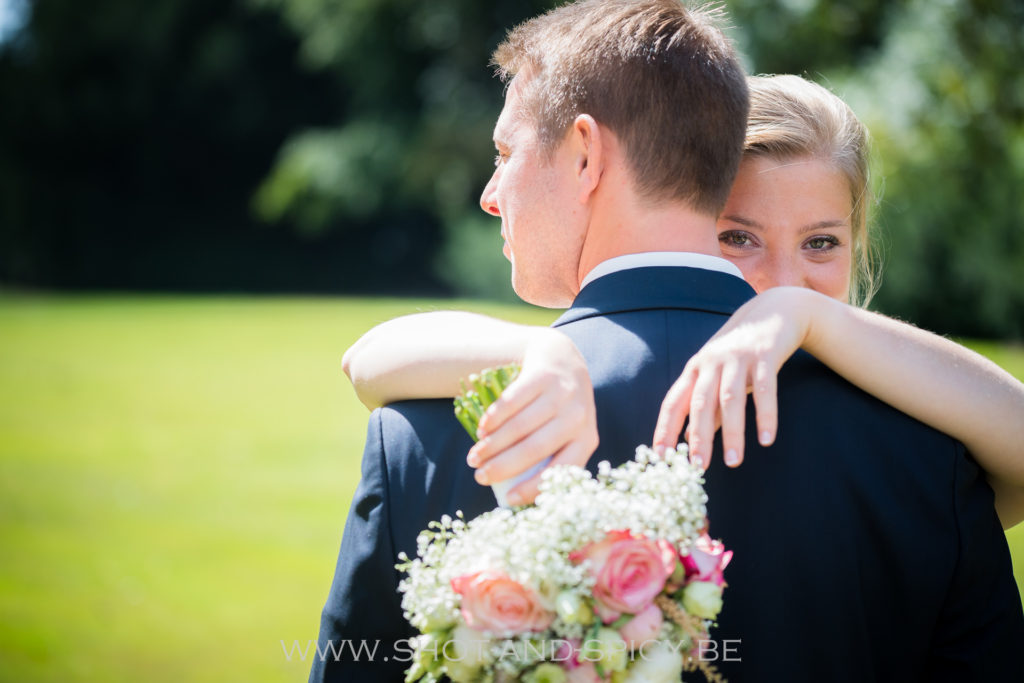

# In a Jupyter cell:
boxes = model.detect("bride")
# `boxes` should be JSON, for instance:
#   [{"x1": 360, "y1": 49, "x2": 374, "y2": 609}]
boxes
[{"x1": 342, "y1": 75, "x2": 1024, "y2": 528}]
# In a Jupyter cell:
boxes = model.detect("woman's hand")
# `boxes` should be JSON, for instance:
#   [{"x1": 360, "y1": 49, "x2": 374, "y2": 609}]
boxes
[
  {"x1": 467, "y1": 330, "x2": 598, "y2": 505},
  {"x1": 653, "y1": 287, "x2": 821, "y2": 469}
]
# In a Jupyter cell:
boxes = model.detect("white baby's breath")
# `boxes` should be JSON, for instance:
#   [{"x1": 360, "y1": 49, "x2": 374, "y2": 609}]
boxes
[{"x1": 398, "y1": 444, "x2": 719, "y2": 682}]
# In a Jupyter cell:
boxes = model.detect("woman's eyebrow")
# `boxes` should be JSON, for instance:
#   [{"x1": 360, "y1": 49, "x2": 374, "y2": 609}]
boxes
[
  {"x1": 799, "y1": 219, "x2": 849, "y2": 234},
  {"x1": 720, "y1": 215, "x2": 849, "y2": 233},
  {"x1": 719, "y1": 214, "x2": 761, "y2": 229}
]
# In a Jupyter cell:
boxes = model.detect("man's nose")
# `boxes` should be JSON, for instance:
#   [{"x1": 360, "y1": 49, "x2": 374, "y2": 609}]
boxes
[{"x1": 479, "y1": 174, "x2": 500, "y2": 216}]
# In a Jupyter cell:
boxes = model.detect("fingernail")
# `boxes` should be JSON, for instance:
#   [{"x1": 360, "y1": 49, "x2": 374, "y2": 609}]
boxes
[
  {"x1": 475, "y1": 469, "x2": 490, "y2": 486},
  {"x1": 760, "y1": 431, "x2": 772, "y2": 446},
  {"x1": 725, "y1": 449, "x2": 738, "y2": 466},
  {"x1": 467, "y1": 451, "x2": 479, "y2": 467},
  {"x1": 691, "y1": 454, "x2": 704, "y2": 468},
  {"x1": 506, "y1": 491, "x2": 522, "y2": 506}
]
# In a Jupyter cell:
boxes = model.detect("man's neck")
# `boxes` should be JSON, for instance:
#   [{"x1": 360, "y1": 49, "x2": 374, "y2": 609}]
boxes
[{"x1": 576, "y1": 203, "x2": 723, "y2": 290}]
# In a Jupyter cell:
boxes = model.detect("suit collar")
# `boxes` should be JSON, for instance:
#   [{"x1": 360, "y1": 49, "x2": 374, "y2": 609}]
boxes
[
  {"x1": 580, "y1": 252, "x2": 743, "y2": 289},
  {"x1": 553, "y1": 266, "x2": 756, "y2": 327}
]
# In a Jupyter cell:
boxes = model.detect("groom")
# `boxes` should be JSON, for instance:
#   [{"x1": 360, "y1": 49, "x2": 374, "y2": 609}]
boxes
[{"x1": 310, "y1": 0, "x2": 1024, "y2": 681}]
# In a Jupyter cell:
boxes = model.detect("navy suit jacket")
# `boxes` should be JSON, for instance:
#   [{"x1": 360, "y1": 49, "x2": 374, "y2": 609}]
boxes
[{"x1": 311, "y1": 266, "x2": 1024, "y2": 682}]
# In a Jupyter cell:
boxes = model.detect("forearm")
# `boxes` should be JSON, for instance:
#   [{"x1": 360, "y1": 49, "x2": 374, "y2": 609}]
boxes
[
  {"x1": 800, "y1": 289, "x2": 1024, "y2": 526},
  {"x1": 343, "y1": 311, "x2": 558, "y2": 409}
]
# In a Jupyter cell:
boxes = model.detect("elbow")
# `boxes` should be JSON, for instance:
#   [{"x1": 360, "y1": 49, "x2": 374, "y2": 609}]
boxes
[
  {"x1": 341, "y1": 345, "x2": 355, "y2": 381},
  {"x1": 342, "y1": 333, "x2": 371, "y2": 382},
  {"x1": 342, "y1": 342, "x2": 384, "y2": 409}
]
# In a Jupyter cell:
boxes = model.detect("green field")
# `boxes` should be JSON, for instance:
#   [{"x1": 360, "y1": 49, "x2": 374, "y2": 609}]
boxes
[{"x1": 1, "y1": 295, "x2": 1022, "y2": 682}]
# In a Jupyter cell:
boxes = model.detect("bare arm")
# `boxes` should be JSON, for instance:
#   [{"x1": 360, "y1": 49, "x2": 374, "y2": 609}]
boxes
[
  {"x1": 343, "y1": 311, "x2": 550, "y2": 409},
  {"x1": 343, "y1": 311, "x2": 598, "y2": 504},
  {"x1": 654, "y1": 286, "x2": 1024, "y2": 528}
]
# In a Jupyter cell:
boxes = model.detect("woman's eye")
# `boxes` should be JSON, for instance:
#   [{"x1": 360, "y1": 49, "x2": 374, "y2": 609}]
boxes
[
  {"x1": 719, "y1": 231, "x2": 754, "y2": 248},
  {"x1": 806, "y1": 235, "x2": 839, "y2": 251},
  {"x1": 494, "y1": 153, "x2": 509, "y2": 167}
]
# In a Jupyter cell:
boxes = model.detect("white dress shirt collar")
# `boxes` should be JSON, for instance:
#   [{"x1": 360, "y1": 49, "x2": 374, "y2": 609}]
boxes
[{"x1": 579, "y1": 252, "x2": 745, "y2": 290}]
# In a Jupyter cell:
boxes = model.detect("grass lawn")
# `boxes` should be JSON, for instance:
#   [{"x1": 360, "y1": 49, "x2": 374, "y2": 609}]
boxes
[{"x1": 0, "y1": 294, "x2": 1021, "y2": 682}]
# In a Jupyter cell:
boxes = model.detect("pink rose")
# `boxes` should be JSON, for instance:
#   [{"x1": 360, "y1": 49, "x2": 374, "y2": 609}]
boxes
[
  {"x1": 450, "y1": 570, "x2": 554, "y2": 635},
  {"x1": 571, "y1": 530, "x2": 677, "y2": 618},
  {"x1": 681, "y1": 534, "x2": 732, "y2": 586},
  {"x1": 619, "y1": 603, "x2": 663, "y2": 650},
  {"x1": 564, "y1": 660, "x2": 603, "y2": 682},
  {"x1": 555, "y1": 639, "x2": 581, "y2": 665}
]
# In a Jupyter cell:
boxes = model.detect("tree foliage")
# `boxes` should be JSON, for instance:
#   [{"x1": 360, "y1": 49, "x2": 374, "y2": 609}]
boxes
[
  {"x1": 0, "y1": 0, "x2": 438, "y2": 292},
  {"x1": 1, "y1": 0, "x2": 1021, "y2": 336},
  {"x1": 838, "y1": 0, "x2": 1024, "y2": 338}
]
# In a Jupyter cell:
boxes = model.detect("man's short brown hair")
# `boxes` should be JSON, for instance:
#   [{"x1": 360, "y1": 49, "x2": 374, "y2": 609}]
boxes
[{"x1": 493, "y1": 0, "x2": 748, "y2": 215}]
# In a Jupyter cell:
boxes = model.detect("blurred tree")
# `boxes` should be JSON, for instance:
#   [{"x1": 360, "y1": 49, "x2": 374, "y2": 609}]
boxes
[
  {"x1": 0, "y1": 0, "x2": 432, "y2": 292},
  {"x1": 2, "y1": 0, "x2": 1022, "y2": 336},
  {"x1": 247, "y1": 0, "x2": 560, "y2": 300},
  {"x1": 726, "y1": 0, "x2": 905, "y2": 73},
  {"x1": 837, "y1": 0, "x2": 1024, "y2": 338}
]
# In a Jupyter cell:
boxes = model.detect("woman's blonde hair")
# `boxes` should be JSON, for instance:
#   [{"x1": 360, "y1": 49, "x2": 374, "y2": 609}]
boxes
[{"x1": 744, "y1": 75, "x2": 879, "y2": 306}]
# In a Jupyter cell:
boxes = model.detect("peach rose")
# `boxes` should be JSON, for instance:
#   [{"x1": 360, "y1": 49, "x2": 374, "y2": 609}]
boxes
[
  {"x1": 681, "y1": 534, "x2": 732, "y2": 586},
  {"x1": 571, "y1": 530, "x2": 676, "y2": 619},
  {"x1": 450, "y1": 569, "x2": 554, "y2": 635}
]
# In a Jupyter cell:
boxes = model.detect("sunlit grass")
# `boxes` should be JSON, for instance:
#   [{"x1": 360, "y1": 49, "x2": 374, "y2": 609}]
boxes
[
  {"x1": 0, "y1": 294, "x2": 555, "y2": 682},
  {"x1": 0, "y1": 295, "x2": 1020, "y2": 682}
]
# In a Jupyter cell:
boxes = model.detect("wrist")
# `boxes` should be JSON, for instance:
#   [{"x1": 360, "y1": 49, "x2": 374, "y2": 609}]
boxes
[
  {"x1": 522, "y1": 327, "x2": 581, "y2": 366},
  {"x1": 799, "y1": 288, "x2": 844, "y2": 353}
]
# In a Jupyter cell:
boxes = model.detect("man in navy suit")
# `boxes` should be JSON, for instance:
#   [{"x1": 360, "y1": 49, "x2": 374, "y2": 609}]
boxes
[{"x1": 310, "y1": 1, "x2": 1023, "y2": 680}]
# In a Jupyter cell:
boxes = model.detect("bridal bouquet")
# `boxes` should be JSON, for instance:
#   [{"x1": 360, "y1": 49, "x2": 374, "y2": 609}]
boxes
[{"x1": 396, "y1": 444, "x2": 732, "y2": 683}]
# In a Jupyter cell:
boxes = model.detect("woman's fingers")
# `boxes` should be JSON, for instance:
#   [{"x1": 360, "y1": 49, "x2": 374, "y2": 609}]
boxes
[
  {"x1": 503, "y1": 433, "x2": 596, "y2": 506},
  {"x1": 468, "y1": 386, "x2": 563, "y2": 466},
  {"x1": 475, "y1": 330, "x2": 596, "y2": 462},
  {"x1": 753, "y1": 359, "x2": 778, "y2": 446},
  {"x1": 472, "y1": 410, "x2": 592, "y2": 487},
  {"x1": 468, "y1": 363, "x2": 598, "y2": 490},
  {"x1": 476, "y1": 372, "x2": 542, "y2": 438},
  {"x1": 653, "y1": 365, "x2": 697, "y2": 454},
  {"x1": 686, "y1": 363, "x2": 722, "y2": 469},
  {"x1": 718, "y1": 358, "x2": 749, "y2": 467}
]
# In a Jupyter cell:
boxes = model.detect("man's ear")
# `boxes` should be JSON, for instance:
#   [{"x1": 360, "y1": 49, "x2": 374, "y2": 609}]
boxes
[{"x1": 571, "y1": 114, "x2": 603, "y2": 203}]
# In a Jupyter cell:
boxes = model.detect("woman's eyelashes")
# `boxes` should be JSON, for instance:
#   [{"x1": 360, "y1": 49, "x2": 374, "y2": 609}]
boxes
[
  {"x1": 718, "y1": 230, "x2": 758, "y2": 249},
  {"x1": 718, "y1": 229, "x2": 843, "y2": 254},
  {"x1": 804, "y1": 234, "x2": 841, "y2": 252}
]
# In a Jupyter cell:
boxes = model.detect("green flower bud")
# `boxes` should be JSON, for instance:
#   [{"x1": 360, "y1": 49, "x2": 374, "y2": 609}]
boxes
[
  {"x1": 472, "y1": 372, "x2": 497, "y2": 406},
  {"x1": 419, "y1": 606, "x2": 456, "y2": 633},
  {"x1": 415, "y1": 631, "x2": 446, "y2": 671},
  {"x1": 555, "y1": 591, "x2": 594, "y2": 625},
  {"x1": 453, "y1": 364, "x2": 521, "y2": 441},
  {"x1": 669, "y1": 557, "x2": 686, "y2": 586},
  {"x1": 580, "y1": 627, "x2": 629, "y2": 672},
  {"x1": 442, "y1": 625, "x2": 491, "y2": 683},
  {"x1": 681, "y1": 580, "x2": 724, "y2": 620},
  {"x1": 524, "y1": 662, "x2": 568, "y2": 683}
]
